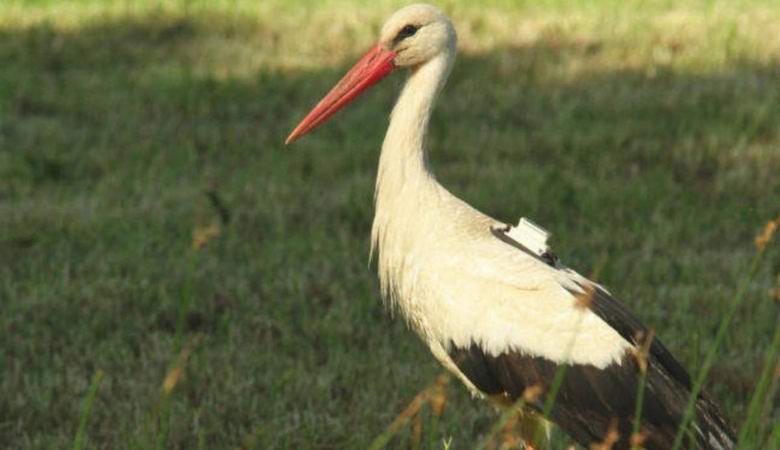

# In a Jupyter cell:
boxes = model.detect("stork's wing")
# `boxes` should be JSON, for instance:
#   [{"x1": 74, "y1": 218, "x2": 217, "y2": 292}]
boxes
[
  {"x1": 561, "y1": 272, "x2": 693, "y2": 390},
  {"x1": 488, "y1": 224, "x2": 692, "y2": 388},
  {"x1": 443, "y1": 228, "x2": 735, "y2": 450}
]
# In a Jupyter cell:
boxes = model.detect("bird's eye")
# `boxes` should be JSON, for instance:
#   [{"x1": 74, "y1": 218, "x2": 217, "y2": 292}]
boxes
[{"x1": 395, "y1": 24, "x2": 419, "y2": 42}]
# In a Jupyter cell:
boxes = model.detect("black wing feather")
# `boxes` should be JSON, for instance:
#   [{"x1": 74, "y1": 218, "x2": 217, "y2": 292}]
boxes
[{"x1": 450, "y1": 343, "x2": 686, "y2": 449}]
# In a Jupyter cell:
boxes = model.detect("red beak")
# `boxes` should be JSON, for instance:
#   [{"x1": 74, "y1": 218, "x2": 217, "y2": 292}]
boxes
[{"x1": 285, "y1": 45, "x2": 397, "y2": 144}]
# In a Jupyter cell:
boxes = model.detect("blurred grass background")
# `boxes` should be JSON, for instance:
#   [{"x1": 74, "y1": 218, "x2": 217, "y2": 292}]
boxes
[{"x1": 1, "y1": 0, "x2": 779, "y2": 448}]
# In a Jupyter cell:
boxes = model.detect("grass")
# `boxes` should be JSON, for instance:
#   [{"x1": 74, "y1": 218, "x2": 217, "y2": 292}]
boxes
[{"x1": 1, "y1": 0, "x2": 779, "y2": 448}]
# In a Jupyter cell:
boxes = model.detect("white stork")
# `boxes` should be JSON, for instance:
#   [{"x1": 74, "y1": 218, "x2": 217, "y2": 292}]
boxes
[{"x1": 286, "y1": 4, "x2": 735, "y2": 449}]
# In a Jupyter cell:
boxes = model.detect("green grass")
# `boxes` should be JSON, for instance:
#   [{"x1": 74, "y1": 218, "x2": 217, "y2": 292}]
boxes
[{"x1": 1, "y1": 0, "x2": 779, "y2": 448}]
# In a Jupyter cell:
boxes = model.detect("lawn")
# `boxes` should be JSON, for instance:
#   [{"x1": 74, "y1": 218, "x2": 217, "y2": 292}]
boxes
[{"x1": 1, "y1": 0, "x2": 779, "y2": 448}]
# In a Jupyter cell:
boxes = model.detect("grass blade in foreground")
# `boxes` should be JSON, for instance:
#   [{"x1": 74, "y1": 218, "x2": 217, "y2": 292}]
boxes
[
  {"x1": 367, "y1": 374, "x2": 449, "y2": 450},
  {"x1": 737, "y1": 315, "x2": 780, "y2": 445},
  {"x1": 671, "y1": 215, "x2": 780, "y2": 450},
  {"x1": 72, "y1": 370, "x2": 105, "y2": 450},
  {"x1": 631, "y1": 330, "x2": 655, "y2": 450},
  {"x1": 474, "y1": 386, "x2": 538, "y2": 450}
]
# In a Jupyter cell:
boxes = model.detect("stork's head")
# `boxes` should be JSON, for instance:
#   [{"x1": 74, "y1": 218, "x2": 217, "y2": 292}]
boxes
[
  {"x1": 379, "y1": 4, "x2": 456, "y2": 68},
  {"x1": 285, "y1": 3, "x2": 455, "y2": 144}
]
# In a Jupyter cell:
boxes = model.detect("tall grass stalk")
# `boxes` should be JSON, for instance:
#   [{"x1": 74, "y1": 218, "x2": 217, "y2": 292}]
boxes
[
  {"x1": 72, "y1": 370, "x2": 105, "y2": 450},
  {"x1": 630, "y1": 369, "x2": 649, "y2": 450},
  {"x1": 670, "y1": 218, "x2": 777, "y2": 450},
  {"x1": 426, "y1": 376, "x2": 448, "y2": 450},
  {"x1": 410, "y1": 412, "x2": 423, "y2": 450},
  {"x1": 425, "y1": 407, "x2": 441, "y2": 450},
  {"x1": 474, "y1": 396, "x2": 528, "y2": 450},
  {"x1": 367, "y1": 375, "x2": 447, "y2": 450},
  {"x1": 150, "y1": 335, "x2": 201, "y2": 450},
  {"x1": 755, "y1": 360, "x2": 780, "y2": 442},
  {"x1": 532, "y1": 365, "x2": 568, "y2": 445},
  {"x1": 155, "y1": 396, "x2": 172, "y2": 450},
  {"x1": 631, "y1": 331, "x2": 654, "y2": 450},
  {"x1": 153, "y1": 250, "x2": 198, "y2": 450},
  {"x1": 176, "y1": 249, "x2": 200, "y2": 351},
  {"x1": 737, "y1": 313, "x2": 780, "y2": 445},
  {"x1": 768, "y1": 416, "x2": 780, "y2": 448}
]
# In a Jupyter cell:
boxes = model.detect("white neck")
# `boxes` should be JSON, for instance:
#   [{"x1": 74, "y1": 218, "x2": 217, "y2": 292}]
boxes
[
  {"x1": 376, "y1": 52, "x2": 454, "y2": 193},
  {"x1": 370, "y1": 50, "x2": 455, "y2": 301}
]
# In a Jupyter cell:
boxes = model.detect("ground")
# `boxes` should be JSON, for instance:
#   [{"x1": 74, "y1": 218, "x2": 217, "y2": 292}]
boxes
[{"x1": 1, "y1": 0, "x2": 779, "y2": 449}]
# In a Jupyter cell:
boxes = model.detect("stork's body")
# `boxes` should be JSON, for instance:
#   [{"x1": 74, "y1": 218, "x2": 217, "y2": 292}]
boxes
[{"x1": 286, "y1": 5, "x2": 735, "y2": 449}]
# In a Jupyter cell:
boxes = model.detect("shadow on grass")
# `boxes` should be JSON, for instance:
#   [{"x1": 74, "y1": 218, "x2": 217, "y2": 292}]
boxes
[{"x1": 1, "y1": 10, "x2": 778, "y2": 450}]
